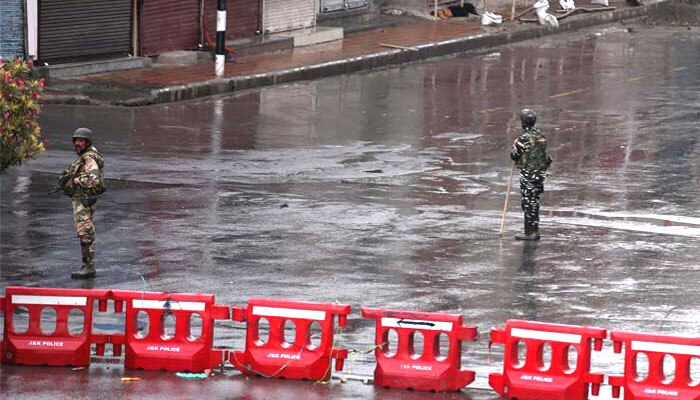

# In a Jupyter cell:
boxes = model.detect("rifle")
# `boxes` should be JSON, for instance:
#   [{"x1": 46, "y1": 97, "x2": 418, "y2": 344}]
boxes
[{"x1": 48, "y1": 170, "x2": 73, "y2": 195}]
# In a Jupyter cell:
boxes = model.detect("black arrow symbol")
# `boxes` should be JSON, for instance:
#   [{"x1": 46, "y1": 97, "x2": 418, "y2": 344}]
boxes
[{"x1": 397, "y1": 319, "x2": 436, "y2": 327}]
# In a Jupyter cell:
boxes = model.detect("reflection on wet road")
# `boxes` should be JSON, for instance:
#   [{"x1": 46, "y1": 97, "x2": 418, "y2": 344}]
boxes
[{"x1": 2, "y1": 24, "x2": 700, "y2": 399}]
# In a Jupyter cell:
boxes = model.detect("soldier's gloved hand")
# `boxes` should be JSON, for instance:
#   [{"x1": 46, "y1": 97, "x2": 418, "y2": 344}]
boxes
[{"x1": 63, "y1": 179, "x2": 76, "y2": 197}]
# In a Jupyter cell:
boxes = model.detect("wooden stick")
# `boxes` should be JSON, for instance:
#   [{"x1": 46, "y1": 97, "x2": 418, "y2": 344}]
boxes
[
  {"x1": 577, "y1": 6, "x2": 617, "y2": 12},
  {"x1": 512, "y1": 5, "x2": 534, "y2": 20},
  {"x1": 511, "y1": 0, "x2": 517, "y2": 21},
  {"x1": 555, "y1": 9, "x2": 578, "y2": 20},
  {"x1": 378, "y1": 43, "x2": 419, "y2": 51},
  {"x1": 499, "y1": 162, "x2": 516, "y2": 237}
]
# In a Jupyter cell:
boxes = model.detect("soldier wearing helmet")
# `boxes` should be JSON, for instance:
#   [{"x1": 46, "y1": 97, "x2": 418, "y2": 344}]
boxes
[
  {"x1": 509, "y1": 109, "x2": 552, "y2": 240},
  {"x1": 58, "y1": 127, "x2": 106, "y2": 278}
]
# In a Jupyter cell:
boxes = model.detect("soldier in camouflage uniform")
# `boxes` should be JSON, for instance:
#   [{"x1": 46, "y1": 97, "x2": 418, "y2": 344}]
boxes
[
  {"x1": 59, "y1": 128, "x2": 106, "y2": 278},
  {"x1": 510, "y1": 109, "x2": 552, "y2": 241}
]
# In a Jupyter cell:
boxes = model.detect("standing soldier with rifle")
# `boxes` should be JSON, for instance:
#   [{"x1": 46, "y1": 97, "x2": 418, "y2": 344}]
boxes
[
  {"x1": 509, "y1": 109, "x2": 552, "y2": 241},
  {"x1": 55, "y1": 128, "x2": 106, "y2": 279}
]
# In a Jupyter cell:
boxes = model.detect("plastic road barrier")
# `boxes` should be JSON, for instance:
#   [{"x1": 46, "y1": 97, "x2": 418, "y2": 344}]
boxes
[
  {"x1": 113, "y1": 290, "x2": 229, "y2": 372},
  {"x1": 489, "y1": 319, "x2": 607, "y2": 400},
  {"x1": 231, "y1": 298, "x2": 351, "y2": 381},
  {"x1": 362, "y1": 307, "x2": 478, "y2": 392},
  {"x1": 609, "y1": 330, "x2": 700, "y2": 400},
  {"x1": 1, "y1": 286, "x2": 112, "y2": 367}
]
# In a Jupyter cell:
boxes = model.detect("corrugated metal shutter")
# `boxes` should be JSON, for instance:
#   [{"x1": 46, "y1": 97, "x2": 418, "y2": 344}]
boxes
[
  {"x1": 0, "y1": 0, "x2": 25, "y2": 59},
  {"x1": 141, "y1": 0, "x2": 199, "y2": 56},
  {"x1": 205, "y1": 0, "x2": 260, "y2": 41},
  {"x1": 263, "y1": 0, "x2": 315, "y2": 34},
  {"x1": 38, "y1": 0, "x2": 131, "y2": 64}
]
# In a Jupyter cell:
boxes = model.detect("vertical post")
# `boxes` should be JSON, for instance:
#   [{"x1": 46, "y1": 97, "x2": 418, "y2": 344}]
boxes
[
  {"x1": 132, "y1": 0, "x2": 139, "y2": 56},
  {"x1": 26, "y1": 0, "x2": 39, "y2": 60},
  {"x1": 215, "y1": 0, "x2": 227, "y2": 77}
]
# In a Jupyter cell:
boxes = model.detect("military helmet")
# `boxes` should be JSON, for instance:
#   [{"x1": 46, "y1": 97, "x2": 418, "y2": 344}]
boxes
[
  {"x1": 72, "y1": 127, "x2": 93, "y2": 144},
  {"x1": 520, "y1": 109, "x2": 537, "y2": 128}
]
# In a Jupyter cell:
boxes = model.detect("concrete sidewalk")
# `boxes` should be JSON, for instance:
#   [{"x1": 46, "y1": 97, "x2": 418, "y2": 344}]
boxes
[{"x1": 43, "y1": 0, "x2": 653, "y2": 107}]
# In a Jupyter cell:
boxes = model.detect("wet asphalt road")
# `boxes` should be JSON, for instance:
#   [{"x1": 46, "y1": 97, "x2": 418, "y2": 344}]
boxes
[{"x1": 2, "y1": 22, "x2": 700, "y2": 399}]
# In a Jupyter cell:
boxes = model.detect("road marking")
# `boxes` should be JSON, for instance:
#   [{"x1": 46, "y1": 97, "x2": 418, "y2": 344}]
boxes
[
  {"x1": 479, "y1": 107, "x2": 504, "y2": 114},
  {"x1": 549, "y1": 89, "x2": 585, "y2": 99},
  {"x1": 548, "y1": 209, "x2": 700, "y2": 226},
  {"x1": 546, "y1": 216, "x2": 700, "y2": 238},
  {"x1": 550, "y1": 67, "x2": 685, "y2": 100}
]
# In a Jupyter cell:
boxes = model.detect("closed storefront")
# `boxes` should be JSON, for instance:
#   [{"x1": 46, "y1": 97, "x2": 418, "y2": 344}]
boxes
[
  {"x1": 38, "y1": 0, "x2": 132, "y2": 64},
  {"x1": 0, "y1": 0, "x2": 25, "y2": 59},
  {"x1": 263, "y1": 0, "x2": 315, "y2": 34},
  {"x1": 205, "y1": 0, "x2": 260, "y2": 41},
  {"x1": 141, "y1": 0, "x2": 199, "y2": 56}
]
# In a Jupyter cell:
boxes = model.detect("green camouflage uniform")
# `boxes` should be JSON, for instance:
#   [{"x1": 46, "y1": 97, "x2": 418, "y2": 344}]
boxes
[
  {"x1": 510, "y1": 127, "x2": 552, "y2": 234},
  {"x1": 61, "y1": 146, "x2": 105, "y2": 269}
]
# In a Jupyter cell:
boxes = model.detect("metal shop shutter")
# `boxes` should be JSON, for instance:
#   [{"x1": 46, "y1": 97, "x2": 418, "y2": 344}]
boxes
[
  {"x1": 204, "y1": 0, "x2": 260, "y2": 41},
  {"x1": 141, "y1": 0, "x2": 199, "y2": 56},
  {"x1": 38, "y1": 0, "x2": 131, "y2": 64},
  {"x1": 0, "y1": 0, "x2": 25, "y2": 59},
  {"x1": 263, "y1": 0, "x2": 315, "y2": 34}
]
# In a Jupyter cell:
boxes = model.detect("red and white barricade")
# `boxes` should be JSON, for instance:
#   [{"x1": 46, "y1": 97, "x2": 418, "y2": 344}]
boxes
[
  {"x1": 1, "y1": 286, "x2": 113, "y2": 367},
  {"x1": 489, "y1": 319, "x2": 607, "y2": 400},
  {"x1": 361, "y1": 307, "x2": 477, "y2": 392},
  {"x1": 609, "y1": 330, "x2": 700, "y2": 400},
  {"x1": 230, "y1": 298, "x2": 351, "y2": 381},
  {"x1": 113, "y1": 290, "x2": 229, "y2": 372}
]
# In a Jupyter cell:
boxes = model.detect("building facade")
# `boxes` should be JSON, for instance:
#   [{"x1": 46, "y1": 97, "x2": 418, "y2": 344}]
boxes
[{"x1": 3, "y1": 0, "x2": 381, "y2": 64}]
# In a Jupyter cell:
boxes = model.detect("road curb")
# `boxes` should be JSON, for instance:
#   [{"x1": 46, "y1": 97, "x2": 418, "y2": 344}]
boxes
[{"x1": 48, "y1": 4, "x2": 656, "y2": 107}]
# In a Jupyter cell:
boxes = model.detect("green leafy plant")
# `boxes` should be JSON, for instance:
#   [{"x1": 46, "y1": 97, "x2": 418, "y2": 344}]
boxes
[{"x1": 0, "y1": 57, "x2": 45, "y2": 173}]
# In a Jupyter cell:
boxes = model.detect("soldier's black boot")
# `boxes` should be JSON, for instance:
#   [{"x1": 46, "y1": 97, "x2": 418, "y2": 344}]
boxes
[
  {"x1": 515, "y1": 218, "x2": 541, "y2": 241},
  {"x1": 72, "y1": 240, "x2": 96, "y2": 279},
  {"x1": 515, "y1": 228, "x2": 541, "y2": 241}
]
